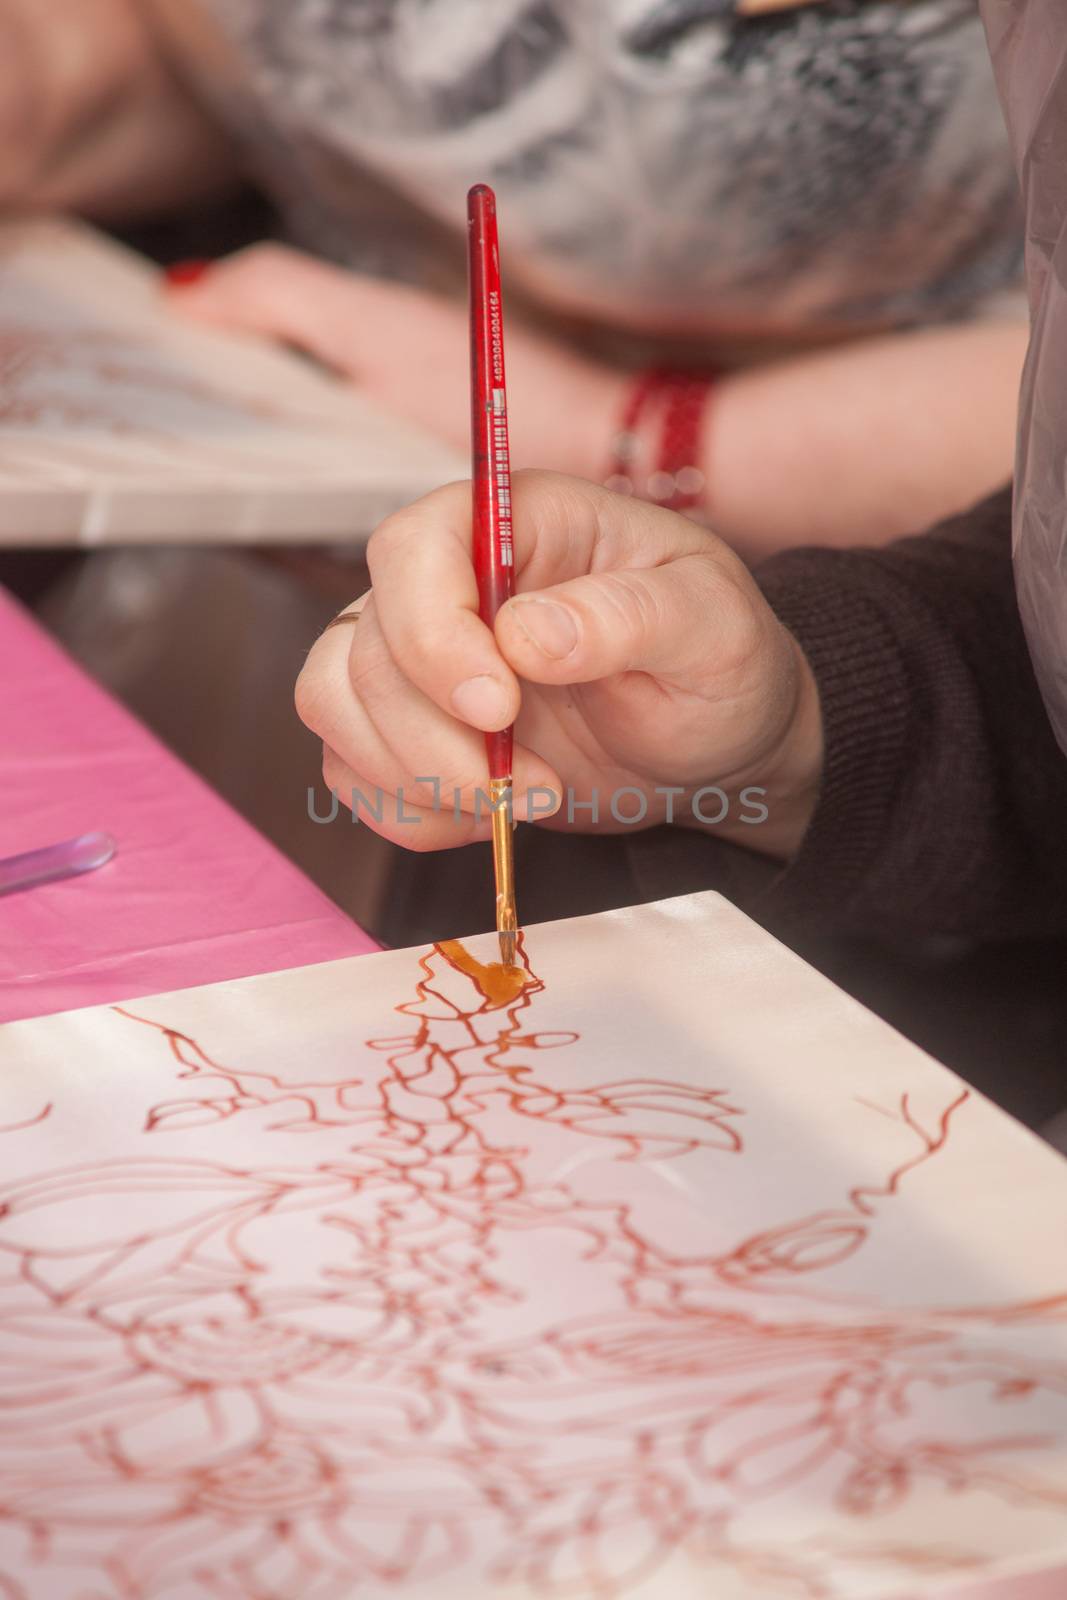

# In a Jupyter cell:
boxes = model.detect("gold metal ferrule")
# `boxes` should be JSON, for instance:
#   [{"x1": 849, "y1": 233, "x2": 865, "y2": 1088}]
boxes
[{"x1": 489, "y1": 778, "x2": 518, "y2": 968}]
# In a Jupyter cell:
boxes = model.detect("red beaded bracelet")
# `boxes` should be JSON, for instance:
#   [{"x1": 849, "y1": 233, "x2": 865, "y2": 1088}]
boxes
[{"x1": 605, "y1": 368, "x2": 714, "y2": 514}]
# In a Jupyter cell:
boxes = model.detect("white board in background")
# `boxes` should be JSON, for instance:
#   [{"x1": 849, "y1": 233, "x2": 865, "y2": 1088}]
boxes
[
  {"x1": 0, "y1": 890, "x2": 1065, "y2": 1599},
  {"x1": 0, "y1": 216, "x2": 466, "y2": 546}
]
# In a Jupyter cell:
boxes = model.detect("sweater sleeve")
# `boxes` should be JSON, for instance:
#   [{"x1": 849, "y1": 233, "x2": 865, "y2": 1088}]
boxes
[{"x1": 752, "y1": 487, "x2": 1067, "y2": 941}]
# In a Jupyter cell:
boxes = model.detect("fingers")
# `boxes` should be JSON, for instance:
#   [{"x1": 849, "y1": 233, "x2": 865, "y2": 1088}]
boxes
[
  {"x1": 365, "y1": 470, "x2": 715, "y2": 727},
  {"x1": 366, "y1": 483, "x2": 520, "y2": 734},
  {"x1": 319, "y1": 747, "x2": 492, "y2": 852},
  {"x1": 496, "y1": 548, "x2": 761, "y2": 695},
  {"x1": 296, "y1": 592, "x2": 562, "y2": 848},
  {"x1": 164, "y1": 242, "x2": 439, "y2": 377}
]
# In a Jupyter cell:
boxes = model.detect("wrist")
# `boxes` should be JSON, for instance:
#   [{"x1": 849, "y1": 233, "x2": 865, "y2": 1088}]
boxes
[
  {"x1": 748, "y1": 632, "x2": 824, "y2": 857},
  {"x1": 603, "y1": 367, "x2": 715, "y2": 512},
  {"x1": 569, "y1": 359, "x2": 630, "y2": 483},
  {"x1": 509, "y1": 350, "x2": 624, "y2": 481}
]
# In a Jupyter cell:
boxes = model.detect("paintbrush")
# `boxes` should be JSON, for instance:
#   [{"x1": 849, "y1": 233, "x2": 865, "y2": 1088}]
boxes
[{"x1": 467, "y1": 183, "x2": 519, "y2": 969}]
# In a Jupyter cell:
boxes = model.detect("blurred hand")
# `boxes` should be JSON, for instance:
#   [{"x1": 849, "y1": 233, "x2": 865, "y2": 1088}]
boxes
[
  {"x1": 166, "y1": 243, "x2": 1025, "y2": 560},
  {"x1": 295, "y1": 471, "x2": 822, "y2": 857},
  {"x1": 166, "y1": 244, "x2": 621, "y2": 479}
]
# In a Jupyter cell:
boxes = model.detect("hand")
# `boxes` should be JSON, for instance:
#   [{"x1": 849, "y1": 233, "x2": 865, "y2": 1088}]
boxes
[
  {"x1": 166, "y1": 244, "x2": 621, "y2": 479},
  {"x1": 168, "y1": 247, "x2": 1026, "y2": 558},
  {"x1": 295, "y1": 471, "x2": 822, "y2": 857}
]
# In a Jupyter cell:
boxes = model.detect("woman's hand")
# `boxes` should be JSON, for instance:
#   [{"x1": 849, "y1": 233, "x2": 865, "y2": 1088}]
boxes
[
  {"x1": 166, "y1": 244, "x2": 621, "y2": 479},
  {"x1": 170, "y1": 244, "x2": 1025, "y2": 558},
  {"x1": 295, "y1": 471, "x2": 822, "y2": 858}
]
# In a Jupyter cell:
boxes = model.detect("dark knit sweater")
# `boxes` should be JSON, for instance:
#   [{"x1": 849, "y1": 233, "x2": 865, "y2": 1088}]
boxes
[{"x1": 756, "y1": 487, "x2": 1067, "y2": 941}]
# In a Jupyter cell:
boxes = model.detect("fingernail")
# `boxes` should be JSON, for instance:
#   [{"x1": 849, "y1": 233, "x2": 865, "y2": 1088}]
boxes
[
  {"x1": 513, "y1": 788, "x2": 560, "y2": 822},
  {"x1": 164, "y1": 259, "x2": 211, "y2": 289},
  {"x1": 451, "y1": 675, "x2": 508, "y2": 728},
  {"x1": 509, "y1": 598, "x2": 578, "y2": 659}
]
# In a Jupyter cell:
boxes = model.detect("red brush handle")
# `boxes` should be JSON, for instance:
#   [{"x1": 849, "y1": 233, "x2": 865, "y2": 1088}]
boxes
[{"x1": 467, "y1": 183, "x2": 514, "y2": 783}]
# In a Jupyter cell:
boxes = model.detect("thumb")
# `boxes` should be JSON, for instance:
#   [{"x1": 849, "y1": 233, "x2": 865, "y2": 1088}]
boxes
[{"x1": 496, "y1": 553, "x2": 763, "y2": 694}]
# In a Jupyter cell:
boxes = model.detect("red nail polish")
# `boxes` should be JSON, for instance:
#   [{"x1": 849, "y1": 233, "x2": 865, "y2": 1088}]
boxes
[{"x1": 164, "y1": 259, "x2": 211, "y2": 288}]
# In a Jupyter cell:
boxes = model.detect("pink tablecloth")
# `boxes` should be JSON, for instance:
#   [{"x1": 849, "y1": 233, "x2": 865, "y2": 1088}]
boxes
[{"x1": 0, "y1": 588, "x2": 377, "y2": 1022}]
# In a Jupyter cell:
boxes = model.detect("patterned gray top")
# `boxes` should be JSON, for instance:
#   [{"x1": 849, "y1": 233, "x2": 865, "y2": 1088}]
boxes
[{"x1": 176, "y1": 0, "x2": 1022, "y2": 336}]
